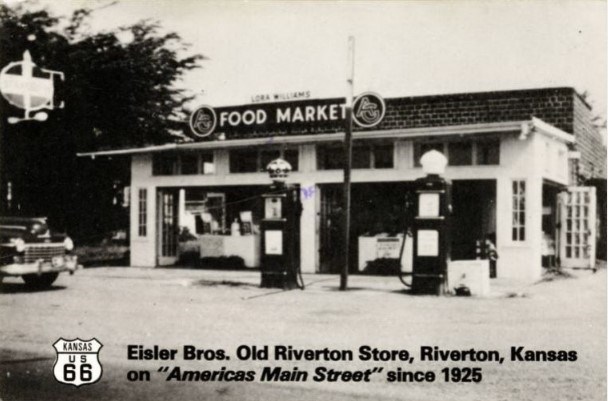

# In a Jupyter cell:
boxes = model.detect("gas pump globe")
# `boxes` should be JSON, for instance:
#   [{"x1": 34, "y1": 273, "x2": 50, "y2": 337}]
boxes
[
  {"x1": 260, "y1": 158, "x2": 303, "y2": 289},
  {"x1": 266, "y1": 158, "x2": 292, "y2": 186},
  {"x1": 410, "y1": 150, "x2": 452, "y2": 295},
  {"x1": 420, "y1": 149, "x2": 448, "y2": 176}
]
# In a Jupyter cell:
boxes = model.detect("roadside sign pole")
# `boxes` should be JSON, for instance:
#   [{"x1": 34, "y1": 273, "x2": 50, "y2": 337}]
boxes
[{"x1": 340, "y1": 36, "x2": 355, "y2": 291}]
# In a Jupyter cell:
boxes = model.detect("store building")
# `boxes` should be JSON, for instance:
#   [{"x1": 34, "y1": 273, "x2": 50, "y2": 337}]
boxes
[{"x1": 80, "y1": 87, "x2": 606, "y2": 280}]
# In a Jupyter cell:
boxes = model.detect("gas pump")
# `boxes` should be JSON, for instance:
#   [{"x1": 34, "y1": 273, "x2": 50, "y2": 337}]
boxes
[
  {"x1": 260, "y1": 158, "x2": 304, "y2": 289},
  {"x1": 400, "y1": 150, "x2": 452, "y2": 295}
]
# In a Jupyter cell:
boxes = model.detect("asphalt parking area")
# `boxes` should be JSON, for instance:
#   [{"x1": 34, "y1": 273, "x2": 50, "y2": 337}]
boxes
[{"x1": 0, "y1": 266, "x2": 605, "y2": 401}]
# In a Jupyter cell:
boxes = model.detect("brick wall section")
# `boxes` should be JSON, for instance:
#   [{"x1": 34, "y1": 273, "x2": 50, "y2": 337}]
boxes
[
  {"x1": 217, "y1": 87, "x2": 606, "y2": 177},
  {"x1": 571, "y1": 95, "x2": 606, "y2": 178},
  {"x1": 374, "y1": 87, "x2": 575, "y2": 133}
]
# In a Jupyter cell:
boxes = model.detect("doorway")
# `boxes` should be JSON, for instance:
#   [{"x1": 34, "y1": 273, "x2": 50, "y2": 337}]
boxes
[
  {"x1": 157, "y1": 189, "x2": 179, "y2": 265},
  {"x1": 319, "y1": 185, "x2": 343, "y2": 273},
  {"x1": 318, "y1": 182, "x2": 412, "y2": 274},
  {"x1": 451, "y1": 180, "x2": 497, "y2": 262}
]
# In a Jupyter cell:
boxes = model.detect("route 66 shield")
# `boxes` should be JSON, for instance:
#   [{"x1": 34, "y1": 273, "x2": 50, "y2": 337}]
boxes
[{"x1": 53, "y1": 338, "x2": 103, "y2": 387}]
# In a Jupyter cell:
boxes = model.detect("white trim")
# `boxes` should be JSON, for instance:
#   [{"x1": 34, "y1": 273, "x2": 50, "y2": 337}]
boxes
[
  {"x1": 531, "y1": 117, "x2": 575, "y2": 144},
  {"x1": 78, "y1": 143, "x2": 177, "y2": 157},
  {"x1": 77, "y1": 120, "x2": 529, "y2": 157}
]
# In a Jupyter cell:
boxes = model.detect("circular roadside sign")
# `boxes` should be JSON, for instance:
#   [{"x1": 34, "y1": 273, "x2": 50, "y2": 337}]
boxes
[
  {"x1": 352, "y1": 92, "x2": 386, "y2": 128},
  {"x1": 189, "y1": 105, "x2": 217, "y2": 138},
  {"x1": 0, "y1": 54, "x2": 54, "y2": 111}
]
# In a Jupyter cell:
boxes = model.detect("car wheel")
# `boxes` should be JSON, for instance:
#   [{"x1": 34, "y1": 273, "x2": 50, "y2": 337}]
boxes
[{"x1": 22, "y1": 273, "x2": 59, "y2": 289}]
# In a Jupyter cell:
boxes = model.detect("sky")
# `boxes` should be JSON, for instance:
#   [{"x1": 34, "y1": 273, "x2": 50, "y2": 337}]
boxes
[{"x1": 8, "y1": 0, "x2": 608, "y2": 118}]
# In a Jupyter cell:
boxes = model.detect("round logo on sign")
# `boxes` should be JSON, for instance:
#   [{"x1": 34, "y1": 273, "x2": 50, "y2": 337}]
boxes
[
  {"x1": 189, "y1": 105, "x2": 217, "y2": 138},
  {"x1": 0, "y1": 51, "x2": 54, "y2": 111},
  {"x1": 352, "y1": 92, "x2": 385, "y2": 128}
]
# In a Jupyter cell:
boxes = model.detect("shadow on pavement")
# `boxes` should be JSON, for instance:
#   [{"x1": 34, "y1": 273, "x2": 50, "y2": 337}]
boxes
[{"x1": 0, "y1": 283, "x2": 67, "y2": 294}]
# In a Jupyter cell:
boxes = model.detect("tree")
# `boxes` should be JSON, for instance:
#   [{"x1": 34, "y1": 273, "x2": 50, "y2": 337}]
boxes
[{"x1": 0, "y1": 3, "x2": 204, "y2": 242}]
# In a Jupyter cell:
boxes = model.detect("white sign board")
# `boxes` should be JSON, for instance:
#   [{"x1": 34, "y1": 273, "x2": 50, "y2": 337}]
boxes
[
  {"x1": 376, "y1": 238, "x2": 401, "y2": 258},
  {"x1": 417, "y1": 230, "x2": 439, "y2": 256},
  {"x1": 265, "y1": 230, "x2": 283, "y2": 255},
  {"x1": 418, "y1": 193, "x2": 440, "y2": 217}
]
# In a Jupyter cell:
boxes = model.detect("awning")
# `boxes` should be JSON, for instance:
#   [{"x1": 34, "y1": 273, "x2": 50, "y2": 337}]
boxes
[{"x1": 77, "y1": 118, "x2": 574, "y2": 158}]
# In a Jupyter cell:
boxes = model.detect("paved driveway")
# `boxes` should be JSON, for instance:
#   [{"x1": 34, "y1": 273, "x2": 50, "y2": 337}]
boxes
[{"x1": 0, "y1": 267, "x2": 605, "y2": 400}]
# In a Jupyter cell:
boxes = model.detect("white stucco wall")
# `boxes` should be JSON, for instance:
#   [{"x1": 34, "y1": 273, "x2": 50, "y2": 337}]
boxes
[
  {"x1": 127, "y1": 126, "x2": 571, "y2": 282},
  {"x1": 130, "y1": 154, "x2": 157, "y2": 267}
]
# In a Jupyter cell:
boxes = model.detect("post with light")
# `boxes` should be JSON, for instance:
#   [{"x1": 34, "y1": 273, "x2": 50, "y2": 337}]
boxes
[
  {"x1": 259, "y1": 158, "x2": 304, "y2": 289},
  {"x1": 410, "y1": 150, "x2": 452, "y2": 295}
]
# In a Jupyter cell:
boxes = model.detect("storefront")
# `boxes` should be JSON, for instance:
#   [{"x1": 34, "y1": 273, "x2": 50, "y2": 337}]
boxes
[{"x1": 80, "y1": 87, "x2": 604, "y2": 281}]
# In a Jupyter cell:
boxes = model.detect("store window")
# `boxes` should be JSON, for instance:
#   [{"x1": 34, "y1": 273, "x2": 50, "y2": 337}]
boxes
[
  {"x1": 414, "y1": 142, "x2": 445, "y2": 167},
  {"x1": 448, "y1": 141, "x2": 472, "y2": 166},
  {"x1": 201, "y1": 153, "x2": 215, "y2": 174},
  {"x1": 229, "y1": 148, "x2": 299, "y2": 173},
  {"x1": 152, "y1": 153, "x2": 178, "y2": 175},
  {"x1": 477, "y1": 140, "x2": 500, "y2": 165},
  {"x1": 373, "y1": 144, "x2": 394, "y2": 168},
  {"x1": 260, "y1": 149, "x2": 282, "y2": 172},
  {"x1": 138, "y1": 188, "x2": 147, "y2": 237},
  {"x1": 414, "y1": 138, "x2": 500, "y2": 167},
  {"x1": 352, "y1": 145, "x2": 371, "y2": 169},
  {"x1": 180, "y1": 153, "x2": 199, "y2": 175},
  {"x1": 317, "y1": 144, "x2": 344, "y2": 170},
  {"x1": 317, "y1": 142, "x2": 393, "y2": 170},
  {"x1": 283, "y1": 149, "x2": 299, "y2": 171},
  {"x1": 152, "y1": 152, "x2": 214, "y2": 175},
  {"x1": 512, "y1": 180, "x2": 526, "y2": 241}
]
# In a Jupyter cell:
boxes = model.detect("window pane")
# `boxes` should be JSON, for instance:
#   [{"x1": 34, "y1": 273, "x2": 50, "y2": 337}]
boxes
[
  {"x1": 477, "y1": 140, "x2": 500, "y2": 165},
  {"x1": 317, "y1": 144, "x2": 344, "y2": 170},
  {"x1": 352, "y1": 145, "x2": 371, "y2": 169},
  {"x1": 512, "y1": 179, "x2": 526, "y2": 242},
  {"x1": 373, "y1": 144, "x2": 394, "y2": 168},
  {"x1": 230, "y1": 149, "x2": 258, "y2": 173},
  {"x1": 414, "y1": 142, "x2": 444, "y2": 167},
  {"x1": 138, "y1": 188, "x2": 147, "y2": 237},
  {"x1": 201, "y1": 153, "x2": 215, "y2": 174},
  {"x1": 448, "y1": 141, "x2": 472, "y2": 166},
  {"x1": 283, "y1": 149, "x2": 299, "y2": 171},
  {"x1": 260, "y1": 149, "x2": 281, "y2": 172},
  {"x1": 152, "y1": 154, "x2": 178, "y2": 175},
  {"x1": 180, "y1": 153, "x2": 198, "y2": 175}
]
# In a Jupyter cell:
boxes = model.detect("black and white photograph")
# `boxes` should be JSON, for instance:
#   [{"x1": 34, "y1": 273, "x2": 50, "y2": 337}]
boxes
[{"x1": 0, "y1": 1, "x2": 606, "y2": 400}]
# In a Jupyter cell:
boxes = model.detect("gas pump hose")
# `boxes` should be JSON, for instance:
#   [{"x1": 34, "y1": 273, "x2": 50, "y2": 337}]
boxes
[
  {"x1": 296, "y1": 265, "x2": 305, "y2": 290},
  {"x1": 397, "y1": 226, "x2": 412, "y2": 288},
  {"x1": 398, "y1": 197, "x2": 414, "y2": 288}
]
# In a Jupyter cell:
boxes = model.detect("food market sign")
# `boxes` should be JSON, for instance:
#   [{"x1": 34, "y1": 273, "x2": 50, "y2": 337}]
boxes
[{"x1": 189, "y1": 92, "x2": 385, "y2": 139}]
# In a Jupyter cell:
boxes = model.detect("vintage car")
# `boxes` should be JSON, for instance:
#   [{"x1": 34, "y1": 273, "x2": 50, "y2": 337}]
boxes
[{"x1": 0, "y1": 216, "x2": 78, "y2": 288}]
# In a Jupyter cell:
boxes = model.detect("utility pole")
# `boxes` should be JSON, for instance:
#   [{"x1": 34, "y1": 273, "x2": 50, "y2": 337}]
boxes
[{"x1": 340, "y1": 36, "x2": 355, "y2": 291}]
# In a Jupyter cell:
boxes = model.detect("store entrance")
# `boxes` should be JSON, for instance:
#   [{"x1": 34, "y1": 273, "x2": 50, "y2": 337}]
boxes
[
  {"x1": 157, "y1": 188, "x2": 179, "y2": 266},
  {"x1": 450, "y1": 180, "x2": 497, "y2": 261},
  {"x1": 319, "y1": 182, "x2": 413, "y2": 274}
]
